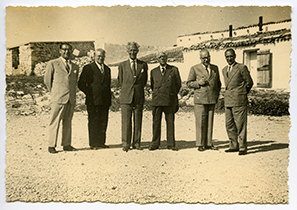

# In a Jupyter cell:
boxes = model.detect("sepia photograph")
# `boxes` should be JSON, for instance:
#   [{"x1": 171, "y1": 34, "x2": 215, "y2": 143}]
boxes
[{"x1": 1, "y1": 0, "x2": 297, "y2": 209}]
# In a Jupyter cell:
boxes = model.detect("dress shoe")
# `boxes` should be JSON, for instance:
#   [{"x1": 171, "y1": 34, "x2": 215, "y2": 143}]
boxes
[
  {"x1": 122, "y1": 146, "x2": 130, "y2": 152},
  {"x1": 167, "y1": 146, "x2": 178, "y2": 151},
  {"x1": 225, "y1": 148, "x2": 239, "y2": 153},
  {"x1": 148, "y1": 146, "x2": 159, "y2": 151},
  {"x1": 48, "y1": 147, "x2": 57, "y2": 154},
  {"x1": 98, "y1": 144, "x2": 109, "y2": 148},
  {"x1": 198, "y1": 146, "x2": 205, "y2": 151},
  {"x1": 205, "y1": 146, "x2": 218, "y2": 150},
  {"x1": 132, "y1": 145, "x2": 143, "y2": 150},
  {"x1": 63, "y1": 145, "x2": 77, "y2": 151},
  {"x1": 239, "y1": 151, "x2": 247, "y2": 156},
  {"x1": 90, "y1": 146, "x2": 99, "y2": 150}
]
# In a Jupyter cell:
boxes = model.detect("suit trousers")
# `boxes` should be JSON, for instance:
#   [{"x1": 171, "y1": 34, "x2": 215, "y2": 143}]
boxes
[
  {"x1": 48, "y1": 101, "x2": 74, "y2": 147},
  {"x1": 194, "y1": 104, "x2": 215, "y2": 147},
  {"x1": 121, "y1": 103, "x2": 143, "y2": 148},
  {"x1": 151, "y1": 106, "x2": 175, "y2": 147},
  {"x1": 87, "y1": 105, "x2": 109, "y2": 147},
  {"x1": 225, "y1": 106, "x2": 248, "y2": 151}
]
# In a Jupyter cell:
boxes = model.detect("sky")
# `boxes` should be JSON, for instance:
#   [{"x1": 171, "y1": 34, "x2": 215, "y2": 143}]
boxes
[{"x1": 5, "y1": 6, "x2": 291, "y2": 48}]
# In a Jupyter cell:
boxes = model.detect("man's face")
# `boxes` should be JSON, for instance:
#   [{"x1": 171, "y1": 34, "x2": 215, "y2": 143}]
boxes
[
  {"x1": 200, "y1": 51, "x2": 210, "y2": 67},
  {"x1": 95, "y1": 50, "x2": 105, "y2": 64},
  {"x1": 225, "y1": 50, "x2": 236, "y2": 65},
  {"x1": 59, "y1": 44, "x2": 72, "y2": 60},
  {"x1": 158, "y1": 54, "x2": 167, "y2": 66},
  {"x1": 127, "y1": 45, "x2": 139, "y2": 60}
]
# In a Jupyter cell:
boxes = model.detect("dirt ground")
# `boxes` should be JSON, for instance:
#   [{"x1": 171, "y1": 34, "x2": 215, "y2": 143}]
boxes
[{"x1": 5, "y1": 111, "x2": 290, "y2": 204}]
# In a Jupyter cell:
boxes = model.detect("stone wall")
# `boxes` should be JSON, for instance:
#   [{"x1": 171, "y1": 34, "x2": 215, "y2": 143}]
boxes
[
  {"x1": 6, "y1": 41, "x2": 95, "y2": 75},
  {"x1": 5, "y1": 47, "x2": 20, "y2": 75}
]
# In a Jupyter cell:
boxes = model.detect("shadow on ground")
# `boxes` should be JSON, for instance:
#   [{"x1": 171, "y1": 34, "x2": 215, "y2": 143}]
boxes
[{"x1": 72, "y1": 140, "x2": 288, "y2": 154}]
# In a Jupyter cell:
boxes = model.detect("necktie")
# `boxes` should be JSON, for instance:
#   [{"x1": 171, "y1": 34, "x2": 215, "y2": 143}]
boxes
[
  {"x1": 132, "y1": 60, "x2": 136, "y2": 76},
  {"x1": 100, "y1": 64, "x2": 104, "y2": 74},
  {"x1": 227, "y1": 66, "x2": 232, "y2": 77},
  {"x1": 65, "y1": 61, "x2": 70, "y2": 72},
  {"x1": 205, "y1": 66, "x2": 209, "y2": 75},
  {"x1": 161, "y1": 67, "x2": 166, "y2": 76}
]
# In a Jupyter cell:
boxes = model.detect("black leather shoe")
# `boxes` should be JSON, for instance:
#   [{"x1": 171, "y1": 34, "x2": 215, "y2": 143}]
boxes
[
  {"x1": 122, "y1": 146, "x2": 129, "y2": 152},
  {"x1": 239, "y1": 151, "x2": 247, "y2": 156},
  {"x1": 98, "y1": 144, "x2": 109, "y2": 148},
  {"x1": 48, "y1": 147, "x2": 57, "y2": 154},
  {"x1": 135, "y1": 146, "x2": 143, "y2": 150},
  {"x1": 149, "y1": 146, "x2": 159, "y2": 151},
  {"x1": 225, "y1": 148, "x2": 239, "y2": 153},
  {"x1": 205, "y1": 146, "x2": 218, "y2": 150},
  {"x1": 168, "y1": 146, "x2": 178, "y2": 151},
  {"x1": 198, "y1": 146, "x2": 205, "y2": 151},
  {"x1": 63, "y1": 145, "x2": 77, "y2": 151},
  {"x1": 90, "y1": 146, "x2": 99, "y2": 150}
]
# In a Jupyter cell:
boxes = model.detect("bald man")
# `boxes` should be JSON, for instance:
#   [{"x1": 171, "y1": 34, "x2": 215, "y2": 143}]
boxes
[
  {"x1": 118, "y1": 42, "x2": 148, "y2": 152},
  {"x1": 187, "y1": 49, "x2": 221, "y2": 152},
  {"x1": 78, "y1": 48, "x2": 111, "y2": 150},
  {"x1": 149, "y1": 52, "x2": 181, "y2": 151}
]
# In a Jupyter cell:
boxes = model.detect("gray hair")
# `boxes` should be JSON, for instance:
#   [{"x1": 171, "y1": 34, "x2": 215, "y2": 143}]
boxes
[{"x1": 126, "y1": 42, "x2": 140, "y2": 50}]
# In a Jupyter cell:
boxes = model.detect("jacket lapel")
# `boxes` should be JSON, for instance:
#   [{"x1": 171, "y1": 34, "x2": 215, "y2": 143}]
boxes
[
  {"x1": 161, "y1": 65, "x2": 172, "y2": 83},
  {"x1": 199, "y1": 64, "x2": 209, "y2": 79},
  {"x1": 57, "y1": 58, "x2": 68, "y2": 74},
  {"x1": 227, "y1": 63, "x2": 239, "y2": 83}
]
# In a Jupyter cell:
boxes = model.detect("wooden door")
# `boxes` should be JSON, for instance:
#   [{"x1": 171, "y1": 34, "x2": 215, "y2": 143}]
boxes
[{"x1": 257, "y1": 50, "x2": 272, "y2": 88}]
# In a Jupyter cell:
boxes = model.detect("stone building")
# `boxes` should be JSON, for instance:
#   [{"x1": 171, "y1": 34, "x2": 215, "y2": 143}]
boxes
[
  {"x1": 178, "y1": 17, "x2": 291, "y2": 91},
  {"x1": 5, "y1": 41, "x2": 95, "y2": 75}
]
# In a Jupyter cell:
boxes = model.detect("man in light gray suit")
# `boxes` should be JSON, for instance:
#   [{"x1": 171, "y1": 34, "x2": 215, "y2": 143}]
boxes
[
  {"x1": 222, "y1": 48, "x2": 253, "y2": 156},
  {"x1": 44, "y1": 43, "x2": 79, "y2": 154},
  {"x1": 187, "y1": 49, "x2": 221, "y2": 152}
]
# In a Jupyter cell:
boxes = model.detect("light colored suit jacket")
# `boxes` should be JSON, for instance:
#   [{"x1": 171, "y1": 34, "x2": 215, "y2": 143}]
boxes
[
  {"x1": 151, "y1": 64, "x2": 181, "y2": 108},
  {"x1": 222, "y1": 62, "x2": 253, "y2": 107},
  {"x1": 44, "y1": 57, "x2": 79, "y2": 104},
  {"x1": 118, "y1": 59, "x2": 148, "y2": 105},
  {"x1": 187, "y1": 63, "x2": 221, "y2": 104}
]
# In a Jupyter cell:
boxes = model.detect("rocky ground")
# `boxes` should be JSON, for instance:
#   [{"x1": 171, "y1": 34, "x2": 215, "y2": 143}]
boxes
[{"x1": 5, "y1": 110, "x2": 290, "y2": 204}]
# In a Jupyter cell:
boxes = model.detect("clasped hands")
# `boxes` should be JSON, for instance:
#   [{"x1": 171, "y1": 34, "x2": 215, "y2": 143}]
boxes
[{"x1": 198, "y1": 77, "x2": 208, "y2": 86}]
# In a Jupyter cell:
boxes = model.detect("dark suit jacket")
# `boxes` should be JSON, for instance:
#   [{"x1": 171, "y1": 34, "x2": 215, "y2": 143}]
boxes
[
  {"x1": 118, "y1": 59, "x2": 148, "y2": 105},
  {"x1": 187, "y1": 63, "x2": 221, "y2": 104},
  {"x1": 78, "y1": 62, "x2": 111, "y2": 107},
  {"x1": 222, "y1": 62, "x2": 253, "y2": 107},
  {"x1": 150, "y1": 64, "x2": 182, "y2": 108},
  {"x1": 44, "y1": 57, "x2": 79, "y2": 104}
]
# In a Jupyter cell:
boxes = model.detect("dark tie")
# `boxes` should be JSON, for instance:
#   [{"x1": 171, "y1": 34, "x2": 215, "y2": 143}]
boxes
[
  {"x1": 132, "y1": 60, "x2": 136, "y2": 76},
  {"x1": 162, "y1": 67, "x2": 166, "y2": 76},
  {"x1": 65, "y1": 61, "x2": 70, "y2": 72},
  {"x1": 227, "y1": 66, "x2": 231, "y2": 77},
  {"x1": 205, "y1": 66, "x2": 209, "y2": 75}
]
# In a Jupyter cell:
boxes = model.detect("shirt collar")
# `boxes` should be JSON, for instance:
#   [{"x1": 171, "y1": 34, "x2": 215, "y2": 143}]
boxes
[
  {"x1": 129, "y1": 58, "x2": 137, "y2": 63},
  {"x1": 160, "y1": 64, "x2": 167, "y2": 69},
  {"x1": 95, "y1": 61, "x2": 103, "y2": 68}
]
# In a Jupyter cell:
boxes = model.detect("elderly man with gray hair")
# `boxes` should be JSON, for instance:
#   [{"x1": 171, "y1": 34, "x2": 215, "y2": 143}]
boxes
[
  {"x1": 78, "y1": 48, "x2": 111, "y2": 150},
  {"x1": 148, "y1": 51, "x2": 181, "y2": 151},
  {"x1": 187, "y1": 49, "x2": 221, "y2": 152},
  {"x1": 118, "y1": 42, "x2": 148, "y2": 152}
]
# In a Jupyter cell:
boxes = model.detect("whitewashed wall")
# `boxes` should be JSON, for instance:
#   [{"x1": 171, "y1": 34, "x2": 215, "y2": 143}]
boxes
[
  {"x1": 183, "y1": 41, "x2": 291, "y2": 91},
  {"x1": 177, "y1": 21, "x2": 291, "y2": 48}
]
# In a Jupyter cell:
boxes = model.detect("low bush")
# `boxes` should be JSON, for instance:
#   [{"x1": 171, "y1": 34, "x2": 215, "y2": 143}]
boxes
[{"x1": 5, "y1": 75, "x2": 290, "y2": 116}]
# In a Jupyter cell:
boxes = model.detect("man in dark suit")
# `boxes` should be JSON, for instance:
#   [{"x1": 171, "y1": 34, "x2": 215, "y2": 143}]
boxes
[
  {"x1": 78, "y1": 48, "x2": 111, "y2": 150},
  {"x1": 44, "y1": 43, "x2": 78, "y2": 153},
  {"x1": 187, "y1": 49, "x2": 221, "y2": 152},
  {"x1": 118, "y1": 42, "x2": 148, "y2": 152},
  {"x1": 149, "y1": 52, "x2": 181, "y2": 151},
  {"x1": 222, "y1": 48, "x2": 253, "y2": 156}
]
